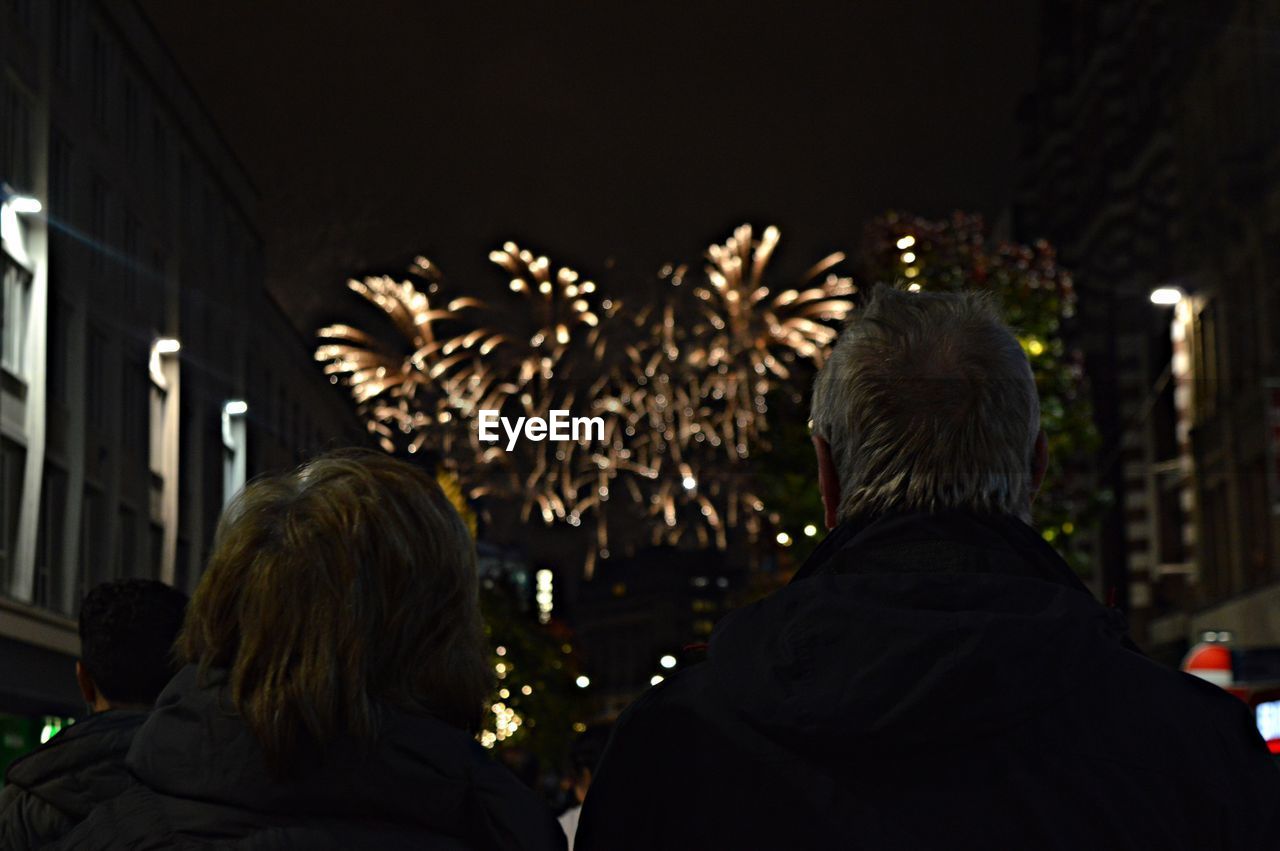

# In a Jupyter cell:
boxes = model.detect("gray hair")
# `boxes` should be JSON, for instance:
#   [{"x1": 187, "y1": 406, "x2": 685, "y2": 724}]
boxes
[{"x1": 810, "y1": 285, "x2": 1041, "y2": 523}]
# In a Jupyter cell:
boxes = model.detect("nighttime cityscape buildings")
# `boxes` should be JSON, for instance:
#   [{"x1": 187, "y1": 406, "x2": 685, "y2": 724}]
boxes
[
  {"x1": 2, "y1": 1, "x2": 1280, "y2": 841},
  {"x1": 1016, "y1": 0, "x2": 1280, "y2": 660},
  {"x1": 1, "y1": 0, "x2": 363, "y2": 716}
]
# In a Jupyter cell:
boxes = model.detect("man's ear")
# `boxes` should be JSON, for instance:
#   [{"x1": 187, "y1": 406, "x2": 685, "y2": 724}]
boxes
[
  {"x1": 1030, "y1": 428, "x2": 1049, "y2": 500},
  {"x1": 75, "y1": 660, "x2": 97, "y2": 706},
  {"x1": 813, "y1": 435, "x2": 841, "y2": 530}
]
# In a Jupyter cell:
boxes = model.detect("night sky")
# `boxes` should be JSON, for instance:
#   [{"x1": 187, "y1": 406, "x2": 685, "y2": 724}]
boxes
[{"x1": 138, "y1": 1, "x2": 1040, "y2": 328}]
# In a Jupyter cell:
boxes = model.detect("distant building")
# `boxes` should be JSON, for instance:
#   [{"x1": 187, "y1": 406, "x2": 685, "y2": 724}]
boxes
[
  {"x1": 573, "y1": 547, "x2": 741, "y2": 715},
  {"x1": 1, "y1": 0, "x2": 364, "y2": 716},
  {"x1": 1017, "y1": 0, "x2": 1280, "y2": 660}
]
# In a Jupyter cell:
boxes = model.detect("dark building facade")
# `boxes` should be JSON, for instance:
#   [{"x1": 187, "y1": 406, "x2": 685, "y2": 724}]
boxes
[
  {"x1": 1017, "y1": 0, "x2": 1280, "y2": 659},
  {"x1": 1, "y1": 0, "x2": 364, "y2": 718}
]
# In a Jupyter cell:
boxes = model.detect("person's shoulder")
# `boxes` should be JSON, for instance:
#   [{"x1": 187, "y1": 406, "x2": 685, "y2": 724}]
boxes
[
  {"x1": 613, "y1": 665, "x2": 706, "y2": 738},
  {"x1": 5, "y1": 711, "x2": 146, "y2": 788},
  {"x1": 1105, "y1": 646, "x2": 1253, "y2": 724},
  {"x1": 586, "y1": 667, "x2": 712, "y2": 792},
  {"x1": 1088, "y1": 647, "x2": 1278, "y2": 779},
  {"x1": 5, "y1": 718, "x2": 110, "y2": 792},
  {"x1": 0, "y1": 778, "x2": 71, "y2": 851}
]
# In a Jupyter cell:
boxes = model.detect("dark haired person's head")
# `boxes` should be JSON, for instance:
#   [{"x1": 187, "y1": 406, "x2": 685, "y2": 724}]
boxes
[
  {"x1": 77, "y1": 578, "x2": 189, "y2": 710},
  {"x1": 180, "y1": 449, "x2": 491, "y2": 775}
]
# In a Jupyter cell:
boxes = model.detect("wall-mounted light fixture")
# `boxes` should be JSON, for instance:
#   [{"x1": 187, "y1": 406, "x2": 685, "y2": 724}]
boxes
[{"x1": 5, "y1": 195, "x2": 42, "y2": 215}]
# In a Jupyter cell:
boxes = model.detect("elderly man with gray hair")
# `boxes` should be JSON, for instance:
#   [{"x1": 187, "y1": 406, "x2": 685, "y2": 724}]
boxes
[{"x1": 577, "y1": 286, "x2": 1279, "y2": 851}]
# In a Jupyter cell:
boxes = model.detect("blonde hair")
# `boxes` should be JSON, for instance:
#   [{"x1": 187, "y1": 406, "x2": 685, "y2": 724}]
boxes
[
  {"x1": 181, "y1": 449, "x2": 490, "y2": 774},
  {"x1": 810, "y1": 286, "x2": 1040, "y2": 523}
]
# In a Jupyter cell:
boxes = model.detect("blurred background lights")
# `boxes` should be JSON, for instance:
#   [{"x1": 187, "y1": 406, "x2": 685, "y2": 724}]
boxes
[{"x1": 535, "y1": 569, "x2": 554, "y2": 624}]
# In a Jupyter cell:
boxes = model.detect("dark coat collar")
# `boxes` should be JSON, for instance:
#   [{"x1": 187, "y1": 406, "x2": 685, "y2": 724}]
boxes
[{"x1": 793, "y1": 509, "x2": 1093, "y2": 597}]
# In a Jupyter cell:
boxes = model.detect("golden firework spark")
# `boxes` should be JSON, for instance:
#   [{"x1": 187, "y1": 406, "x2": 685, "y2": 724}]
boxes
[
  {"x1": 315, "y1": 267, "x2": 486, "y2": 456},
  {"x1": 688, "y1": 224, "x2": 856, "y2": 458},
  {"x1": 317, "y1": 226, "x2": 856, "y2": 572}
]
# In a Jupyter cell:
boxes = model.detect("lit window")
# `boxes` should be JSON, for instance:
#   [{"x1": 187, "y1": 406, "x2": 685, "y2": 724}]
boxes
[{"x1": 1, "y1": 259, "x2": 31, "y2": 378}]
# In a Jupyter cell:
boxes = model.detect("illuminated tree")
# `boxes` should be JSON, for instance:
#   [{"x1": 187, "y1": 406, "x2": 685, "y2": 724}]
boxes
[{"x1": 856, "y1": 212, "x2": 1104, "y2": 574}]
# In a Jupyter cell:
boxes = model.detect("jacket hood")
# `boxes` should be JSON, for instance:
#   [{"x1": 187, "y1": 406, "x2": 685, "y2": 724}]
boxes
[
  {"x1": 125, "y1": 666, "x2": 562, "y2": 849},
  {"x1": 4, "y1": 710, "x2": 147, "y2": 819},
  {"x1": 701, "y1": 511, "x2": 1130, "y2": 757}
]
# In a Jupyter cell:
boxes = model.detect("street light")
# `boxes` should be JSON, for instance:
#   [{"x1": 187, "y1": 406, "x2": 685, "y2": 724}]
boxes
[
  {"x1": 1150, "y1": 286, "x2": 1184, "y2": 306},
  {"x1": 150, "y1": 338, "x2": 181, "y2": 386},
  {"x1": 575, "y1": 675, "x2": 590, "y2": 689},
  {"x1": 6, "y1": 195, "x2": 41, "y2": 215},
  {"x1": 659, "y1": 654, "x2": 676, "y2": 669},
  {"x1": 224, "y1": 400, "x2": 248, "y2": 416}
]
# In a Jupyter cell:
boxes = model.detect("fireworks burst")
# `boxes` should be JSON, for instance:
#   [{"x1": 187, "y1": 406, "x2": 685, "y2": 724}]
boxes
[
  {"x1": 317, "y1": 225, "x2": 856, "y2": 572},
  {"x1": 687, "y1": 224, "x2": 856, "y2": 459},
  {"x1": 315, "y1": 265, "x2": 485, "y2": 456}
]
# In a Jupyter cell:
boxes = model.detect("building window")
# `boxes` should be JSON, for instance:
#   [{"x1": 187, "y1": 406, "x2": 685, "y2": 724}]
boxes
[
  {"x1": 52, "y1": 0, "x2": 74, "y2": 79},
  {"x1": 149, "y1": 383, "x2": 165, "y2": 477},
  {"x1": 46, "y1": 298, "x2": 71, "y2": 410},
  {"x1": 49, "y1": 129, "x2": 72, "y2": 218},
  {"x1": 149, "y1": 247, "x2": 166, "y2": 328},
  {"x1": 178, "y1": 154, "x2": 192, "y2": 236},
  {"x1": 203, "y1": 416, "x2": 224, "y2": 548},
  {"x1": 78, "y1": 485, "x2": 105, "y2": 598},
  {"x1": 2, "y1": 82, "x2": 34, "y2": 193},
  {"x1": 12, "y1": 0, "x2": 33, "y2": 31},
  {"x1": 123, "y1": 213, "x2": 140, "y2": 310},
  {"x1": 2, "y1": 256, "x2": 32, "y2": 380},
  {"x1": 123, "y1": 76, "x2": 139, "y2": 160},
  {"x1": 89, "y1": 176, "x2": 108, "y2": 276},
  {"x1": 86, "y1": 327, "x2": 108, "y2": 430},
  {"x1": 175, "y1": 537, "x2": 190, "y2": 594},
  {"x1": 152, "y1": 115, "x2": 168, "y2": 201},
  {"x1": 1, "y1": 436, "x2": 26, "y2": 592},
  {"x1": 1194, "y1": 301, "x2": 1219, "y2": 420},
  {"x1": 89, "y1": 28, "x2": 110, "y2": 130},
  {"x1": 123, "y1": 358, "x2": 149, "y2": 459},
  {"x1": 35, "y1": 465, "x2": 68, "y2": 611},
  {"x1": 115, "y1": 505, "x2": 136, "y2": 579},
  {"x1": 149, "y1": 521, "x2": 163, "y2": 580}
]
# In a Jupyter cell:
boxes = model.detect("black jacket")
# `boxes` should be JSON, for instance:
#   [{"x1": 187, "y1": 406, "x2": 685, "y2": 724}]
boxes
[
  {"x1": 576, "y1": 511, "x2": 1280, "y2": 850},
  {"x1": 0, "y1": 709, "x2": 145, "y2": 850},
  {"x1": 52, "y1": 666, "x2": 566, "y2": 850}
]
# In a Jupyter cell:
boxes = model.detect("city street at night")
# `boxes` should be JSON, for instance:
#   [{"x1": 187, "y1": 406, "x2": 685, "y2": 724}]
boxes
[{"x1": 3, "y1": 1, "x2": 1280, "y2": 848}]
